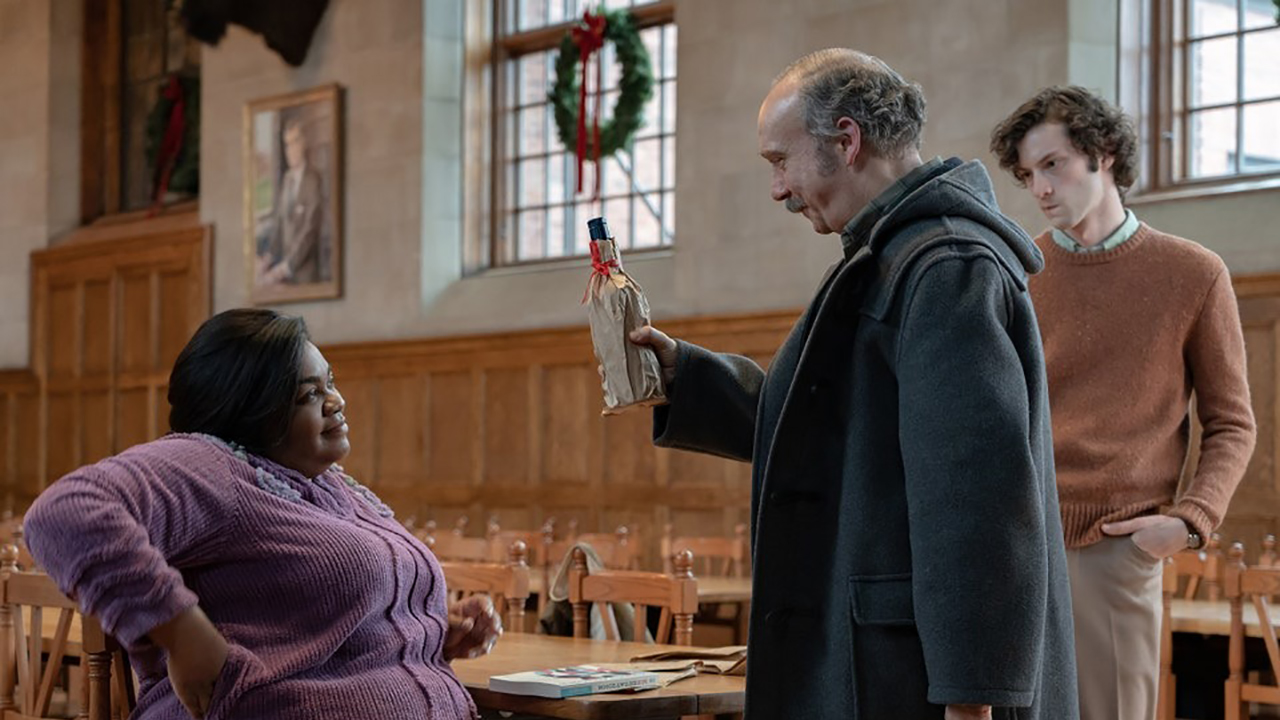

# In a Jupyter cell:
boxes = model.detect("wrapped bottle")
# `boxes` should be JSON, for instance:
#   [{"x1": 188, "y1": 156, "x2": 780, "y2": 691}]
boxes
[{"x1": 583, "y1": 217, "x2": 667, "y2": 414}]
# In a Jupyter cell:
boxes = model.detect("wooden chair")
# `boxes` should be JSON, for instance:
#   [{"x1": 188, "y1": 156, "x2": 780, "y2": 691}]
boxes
[
  {"x1": 0, "y1": 518, "x2": 35, "y2": 573},
  {"x1": 1263, "y1": 535, "x2": 1279, "y2": 605},
  {"x1": 661, "y1": 524, "x2": 750, "y2": 644},
  {"x1": 569, "y1": 547, "x2": 698, "y2": 646},
  {"x1": 484, "y1": 520, "x2": 549, "y2": 615},
  {"x1": 572, "y1": 526, "x2": 638, "y2": 571},
  {"x1": 1224, "y1": 542, "x2": 1280, "y2": 720},
  {"x1": 0, "y1": 546, "x2": 134, "y2": 720},
  {"x1": 420, "y1": 517, "x2": 491, "y2": 562},
  {"x1": 660, "y1": 524, "x2": 748, "y2": 578},
  {"x1": 1160, "y1": 548, "x2": 1222, "y2": 720},
  {"x1": 439, "y1": 540, "x2": 532, "y2": 634},
  {"x1": 485, "y1": 518, "x2": 546, "y2": 567}
]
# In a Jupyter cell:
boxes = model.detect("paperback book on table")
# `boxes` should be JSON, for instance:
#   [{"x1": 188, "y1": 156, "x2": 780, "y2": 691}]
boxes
[{"x1": 489, "y1": 664, "x2": 667, "y2": 698}]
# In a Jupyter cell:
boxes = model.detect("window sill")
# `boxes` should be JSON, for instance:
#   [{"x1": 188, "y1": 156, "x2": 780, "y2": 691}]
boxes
[
  {"x1": 1129, "y1": 176, "x2": 1280, "y2": 206},
  {"x1": 467, "y1": 247, "x2": 674, "y2": 279}
]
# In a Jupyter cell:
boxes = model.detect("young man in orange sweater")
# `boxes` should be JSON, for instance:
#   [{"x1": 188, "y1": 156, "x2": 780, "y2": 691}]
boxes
[{"x1": 991, "y1": 87, "x2": 1257, "y2": 720}]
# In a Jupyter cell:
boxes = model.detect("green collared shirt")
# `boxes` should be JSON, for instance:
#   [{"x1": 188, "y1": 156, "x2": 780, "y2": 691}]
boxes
[
  {"x1": 1051, "y1": 209, "x2": 1139, "y2": 253},
  {"x1": 840, "y1": 156, "x2": 949, "y2": 260}
]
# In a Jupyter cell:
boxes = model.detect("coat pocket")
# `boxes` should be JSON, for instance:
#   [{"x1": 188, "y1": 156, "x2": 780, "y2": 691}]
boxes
[
  {"x1": 850, "y1": 573, "x2": 915, "y2": 626},
  {"x1": 848, "y1": 574, "x2": 935, "y2": 719}
]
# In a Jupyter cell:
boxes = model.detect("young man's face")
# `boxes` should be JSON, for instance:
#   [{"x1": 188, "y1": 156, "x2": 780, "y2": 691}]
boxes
[{"x1": 1014, "y1": 122, "x2": 1114, "y2": 232}]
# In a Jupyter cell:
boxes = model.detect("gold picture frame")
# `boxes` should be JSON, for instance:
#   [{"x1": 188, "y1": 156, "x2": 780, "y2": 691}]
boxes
[{"x1": 244, "y1": 84, "x2": 343, "y2": 304}]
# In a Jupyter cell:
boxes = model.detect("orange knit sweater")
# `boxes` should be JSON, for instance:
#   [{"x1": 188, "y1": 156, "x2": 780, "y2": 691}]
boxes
[{"x1": 1029, "y1": 223, "x2": 1256, "y2": 548}]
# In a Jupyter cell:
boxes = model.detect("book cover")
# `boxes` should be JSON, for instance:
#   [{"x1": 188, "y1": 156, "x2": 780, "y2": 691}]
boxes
[{"x1": 489, "y1": 664, "x2": 664, "y2": 699}]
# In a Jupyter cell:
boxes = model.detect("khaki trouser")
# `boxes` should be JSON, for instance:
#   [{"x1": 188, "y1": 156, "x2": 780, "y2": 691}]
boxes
[{"x1": 1066, "y1": 535, "x2": 1164, "y2": 720}]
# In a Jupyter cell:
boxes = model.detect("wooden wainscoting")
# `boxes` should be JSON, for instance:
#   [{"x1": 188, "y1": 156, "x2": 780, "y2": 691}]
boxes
[
  {"x1": 329, "y1": 275, "x2": 1280, "y2": 569},
  {"x1": 26, "y1": 212, "x2": 211, "y2": 504},
  {"x1": 0, "y1": 370, "x2": 38, "y2": 513},
  {"x1": 323, "y1": 311, "x2": 796, "y2": 569},
  {"x1": 1204, "y1": 276, "x2": 1280, "y2": 557}
]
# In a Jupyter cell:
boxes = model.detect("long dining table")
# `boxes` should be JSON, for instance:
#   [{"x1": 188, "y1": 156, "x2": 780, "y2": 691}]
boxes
[
  {"x1": 1168, "y1": 598, "x2": 1267, "y2": 638},
  {"x1": 452, "y1": 633, "x2": 745, "y2": 720},
  {"x1": 36, "y1": 613, "x2": 744, "y2": 719},
  {"x1": 527, "y1": 574, "x2": 752, "y2": 604}
]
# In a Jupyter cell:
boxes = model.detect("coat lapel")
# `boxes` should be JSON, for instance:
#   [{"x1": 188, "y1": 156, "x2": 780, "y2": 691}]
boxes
[{"x1": 757, "y1": 244, "x2": 876, "y2": 499}]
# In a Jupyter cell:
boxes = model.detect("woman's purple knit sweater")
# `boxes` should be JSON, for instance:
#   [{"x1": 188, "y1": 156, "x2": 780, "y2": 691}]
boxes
[{"x1": 23, "y1": 434, "x2": 477, "y2": 720}]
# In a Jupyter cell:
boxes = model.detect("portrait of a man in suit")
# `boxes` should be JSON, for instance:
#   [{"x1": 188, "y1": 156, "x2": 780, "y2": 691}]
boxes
[{"x1": 248, "y1": 85, "x2": 342, "y2": 303}]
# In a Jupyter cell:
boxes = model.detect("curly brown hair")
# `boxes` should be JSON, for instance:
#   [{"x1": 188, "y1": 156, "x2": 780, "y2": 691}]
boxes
[{"x1": 990, "y1": 86, "x2": 1138, "y2": 197}]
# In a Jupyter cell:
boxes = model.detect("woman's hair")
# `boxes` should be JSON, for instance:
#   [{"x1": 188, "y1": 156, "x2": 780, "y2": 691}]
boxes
[
  {"x1": 168, "y1": 308, "x2": 310, "y2": 453},
  {"x1": 990, "y1": 85, "x2": 1138, "y2": 196}
]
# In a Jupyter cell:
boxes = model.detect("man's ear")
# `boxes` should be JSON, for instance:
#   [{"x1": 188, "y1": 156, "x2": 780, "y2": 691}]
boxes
[
  {"x1": 835, "y1": 117, "x2": 862, "y2": 167},
  {"x1": 1099, "y1": 154, "x2": 1115, "y2": 173}
]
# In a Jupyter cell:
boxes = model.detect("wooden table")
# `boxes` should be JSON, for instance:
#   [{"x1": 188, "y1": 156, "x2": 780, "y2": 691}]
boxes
[
  {"x1": 1168, "y1": 599, "x2": 1267, "y2": 638},
  {"x1": 690, "y1": 577, "x2": 752, "y2": 604},
  {"x1": 527, "y1": 575, "x2": 751, "y2": 604},
  {"x1": 452, "y1": 633, "x2": 745, "y2": 719}
]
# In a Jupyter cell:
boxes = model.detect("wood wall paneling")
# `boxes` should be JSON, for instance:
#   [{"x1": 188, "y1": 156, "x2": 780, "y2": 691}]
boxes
[
  {"x1": 0, "y1": 373, "x2": 37, "y2": 512},
  {"x1": 16, "y1": 250, "x2": 1277, "y2": 568},
  {"x1": 318, "y1": 280, "x2": 1280, "y2": 569},
  {"x1": 23, "y1": 215, "x2": 211, "y2": 502},
  {"x1": 1209, "y1": 289, "x2": 1280, "y2": 559},
  {"x1": 318, "y1": 311, "x2": 798, "y2": 564}
]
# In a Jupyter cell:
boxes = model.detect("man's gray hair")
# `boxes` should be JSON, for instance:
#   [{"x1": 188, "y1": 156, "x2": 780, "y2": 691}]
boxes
[{"x1": 777, "y1": 49, "x2": 927, "y2": 159}]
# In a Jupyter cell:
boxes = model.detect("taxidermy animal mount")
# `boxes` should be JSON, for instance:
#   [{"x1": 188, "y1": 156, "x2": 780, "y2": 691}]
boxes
[{"x1": 180, "y1": 0, "x2": 331, "y2": 67}]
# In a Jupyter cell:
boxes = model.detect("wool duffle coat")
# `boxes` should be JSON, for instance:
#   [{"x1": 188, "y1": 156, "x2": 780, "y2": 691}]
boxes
[{"x1": 654, "y1": 159, "x2": 1078, "y2": 720}]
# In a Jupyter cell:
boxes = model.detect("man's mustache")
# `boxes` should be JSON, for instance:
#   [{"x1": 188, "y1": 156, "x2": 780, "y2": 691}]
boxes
[{"x1": 785, "y1": 196, "x2": 806, "y2": 213}]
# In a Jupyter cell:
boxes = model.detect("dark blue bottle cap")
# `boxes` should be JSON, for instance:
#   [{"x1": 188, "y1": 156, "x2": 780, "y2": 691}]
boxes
[{"x1": 587, "y1": 217, "x2": 611, "y2": 240}]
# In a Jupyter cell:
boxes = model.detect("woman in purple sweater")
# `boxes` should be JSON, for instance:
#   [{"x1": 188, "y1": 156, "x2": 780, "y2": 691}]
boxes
[{"x1": 24, "y1": 309, "x2": 497, "y2": 720}]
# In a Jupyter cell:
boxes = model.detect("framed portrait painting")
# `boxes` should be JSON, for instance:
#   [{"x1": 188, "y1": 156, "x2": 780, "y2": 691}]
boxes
[{"x1": 245, "y1": 84, "x2": 342, "y2": 304}]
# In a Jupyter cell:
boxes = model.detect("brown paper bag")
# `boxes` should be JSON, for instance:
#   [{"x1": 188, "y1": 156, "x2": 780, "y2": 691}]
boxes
[{"x1": 584, "y1": 219, "x2": 666, "y2": 415}]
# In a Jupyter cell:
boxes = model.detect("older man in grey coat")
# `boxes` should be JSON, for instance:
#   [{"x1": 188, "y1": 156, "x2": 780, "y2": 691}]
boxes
[{"x1": 631, "y1": 49, "x2": 1078, "y2": 720}]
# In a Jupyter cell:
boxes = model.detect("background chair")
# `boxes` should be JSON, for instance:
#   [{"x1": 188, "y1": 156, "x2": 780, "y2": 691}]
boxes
[
  {"x1": 1224, "y1": 542, "x2": 1280, "y2": 720},
  {"x1": 1160, "y1": 547, "x2": 1222, "y2": 720},
  {"x1": 569, "y1": 547, "x2": 698, "y2": 646},
  {"x1": 661, "y1": 524, "x2": 750, "y2": 644},
  {"x1": 571, "y1": 526, "x2": 637, "y2": 571},
  {"x1": 660, "y1": 524, "x2": 748, "y2": 578},
  {"x1": 419, "y1": 517, "x2": 491, "y2": 562},
  {"x1": 0, "y1": 545, "x2": 134, "y2": 720},
  {"x1": 439, "y1": 540, "x2": 531, "y2": 633}
]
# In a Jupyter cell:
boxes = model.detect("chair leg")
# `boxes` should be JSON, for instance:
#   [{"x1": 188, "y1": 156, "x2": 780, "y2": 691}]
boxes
[{"x1": 85, "y1": 650, "x2": 111, "y2": 720}]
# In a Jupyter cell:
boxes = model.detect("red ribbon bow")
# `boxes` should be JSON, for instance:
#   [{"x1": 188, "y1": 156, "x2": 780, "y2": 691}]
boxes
[
  {"x1": 571, "y1": 11, "x2": 607, "y2": 199},
  {"x1": 582, "y1": 241, "x2": 620, "y2": 303},
  {"x1": 150, "y1": 74, "x2": 187, "y2": 216}
]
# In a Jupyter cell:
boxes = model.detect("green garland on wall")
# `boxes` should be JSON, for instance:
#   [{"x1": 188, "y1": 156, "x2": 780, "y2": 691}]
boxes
[{"x1": 549, "y1": 9, "x2": 654, "y2": 159}]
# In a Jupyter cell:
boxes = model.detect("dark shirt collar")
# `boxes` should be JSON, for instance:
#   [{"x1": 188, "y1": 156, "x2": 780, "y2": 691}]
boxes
[{"x1": 839, "y1": 156, "x2": 948, "y2": 260}]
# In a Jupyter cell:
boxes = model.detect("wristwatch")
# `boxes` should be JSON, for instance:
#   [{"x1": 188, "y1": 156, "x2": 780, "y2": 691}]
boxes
[{"x1": 1187, "y1": 530, "x2": 1204, "y2": 550}]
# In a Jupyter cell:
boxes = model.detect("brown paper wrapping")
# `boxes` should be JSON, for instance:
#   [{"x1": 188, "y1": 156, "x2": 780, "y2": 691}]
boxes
[{"x1": 585, "y1": 238, "x2": 666, "y2": 415}]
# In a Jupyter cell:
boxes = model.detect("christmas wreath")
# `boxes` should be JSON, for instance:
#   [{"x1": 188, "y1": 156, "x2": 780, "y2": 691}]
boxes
[
  {"x1": 549, "y1": 9, "x2": 654, "y2": 192},
  {"x1": 145, "y1": 73, "x2": 201, "y2": 201}
]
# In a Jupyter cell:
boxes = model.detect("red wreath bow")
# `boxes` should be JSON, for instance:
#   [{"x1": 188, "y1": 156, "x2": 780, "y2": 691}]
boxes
[
  {"x1": 150, "y1": 74, "x2": 187, "y2": 216},
  {"x1": 571, "y1": 10, "x2": 607, "y2": 199}
]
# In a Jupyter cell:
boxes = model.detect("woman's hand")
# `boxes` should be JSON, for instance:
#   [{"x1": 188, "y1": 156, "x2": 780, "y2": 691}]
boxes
[
  {"x1": 148, "y1": 606, "x2": 229, "y2": 718},
  {"x1": 444, "y1": 595, "x2": 503, "y2": 661}
]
